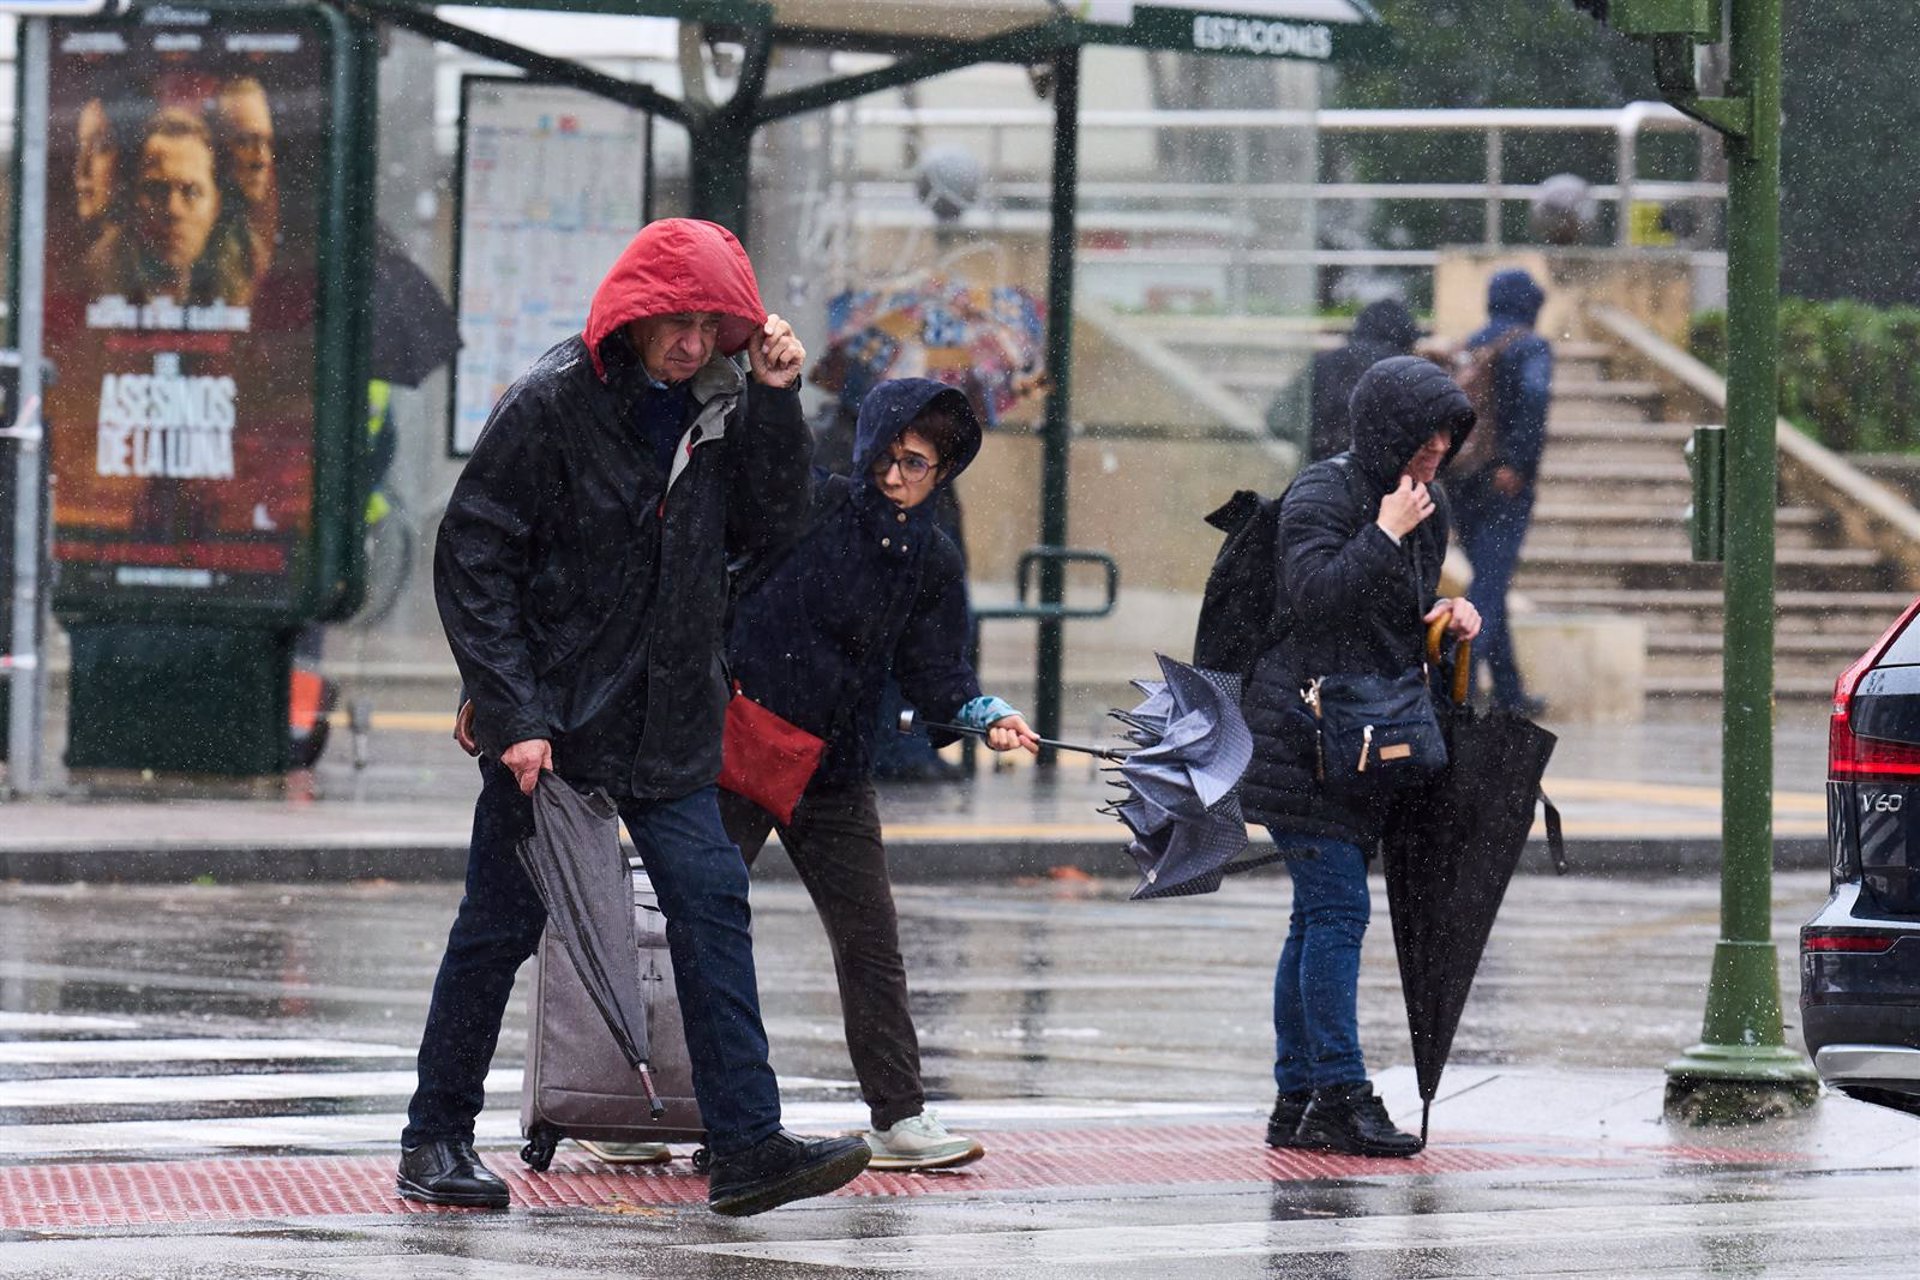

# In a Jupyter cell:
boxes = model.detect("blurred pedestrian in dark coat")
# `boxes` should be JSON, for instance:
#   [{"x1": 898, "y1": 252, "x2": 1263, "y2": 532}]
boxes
[{"x1": 1268, "y1": 298, "x2": 1422, "y2": 463}]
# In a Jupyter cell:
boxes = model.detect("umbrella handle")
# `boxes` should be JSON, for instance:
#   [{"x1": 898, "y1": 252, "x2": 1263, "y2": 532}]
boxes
[{"x1": 1425, "y1": 616, "x2": 1473, "y2": 707}]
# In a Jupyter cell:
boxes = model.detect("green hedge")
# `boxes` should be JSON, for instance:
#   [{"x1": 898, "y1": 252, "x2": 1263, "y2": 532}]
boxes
[{"x1": 1690, "y1": 301, "x2": 1920, "y2": 453}]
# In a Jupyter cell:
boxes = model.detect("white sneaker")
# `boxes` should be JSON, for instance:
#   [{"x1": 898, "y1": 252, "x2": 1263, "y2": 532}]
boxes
[
  {"x1": 575, "y1": 1139, "x2": 673, "y2": 1165},
  {"x1": 863, "y1": 1111, "x2": 985, "y2": 1171}
]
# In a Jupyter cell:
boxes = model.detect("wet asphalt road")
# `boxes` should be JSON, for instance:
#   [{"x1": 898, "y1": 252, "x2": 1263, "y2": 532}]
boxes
[{"x1": 0, "y1": 870, "x2": 1916, "y2": 1277}]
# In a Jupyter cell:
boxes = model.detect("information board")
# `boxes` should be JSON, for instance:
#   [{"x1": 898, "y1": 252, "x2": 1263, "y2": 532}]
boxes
[{"x1": 451, "y1": 78, "x2": 650, "y2": 456}]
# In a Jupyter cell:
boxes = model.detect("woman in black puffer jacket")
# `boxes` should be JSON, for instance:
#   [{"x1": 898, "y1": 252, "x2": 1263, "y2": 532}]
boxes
[{"x1": 1242, "y1": 355, "x2": 1482, "y2": 1160}]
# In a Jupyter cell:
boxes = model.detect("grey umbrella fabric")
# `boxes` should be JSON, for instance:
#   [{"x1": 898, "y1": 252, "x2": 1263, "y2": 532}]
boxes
[
  {"x1": 514, "y1": 773, "x2": 651, "y2": 1071},
  {"x1": 1106, "y1": 655, "x2": 1255, "y2": 900}
]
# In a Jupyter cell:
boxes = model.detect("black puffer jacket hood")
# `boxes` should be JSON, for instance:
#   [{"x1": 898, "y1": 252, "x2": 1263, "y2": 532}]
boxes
[{"x1": 1347, "y1": 355, "x2": 1477, "y2": 485}]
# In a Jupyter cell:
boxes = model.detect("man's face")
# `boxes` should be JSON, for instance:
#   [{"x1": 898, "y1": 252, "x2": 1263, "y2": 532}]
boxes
[
  {"x1": 75, "y1": 99, "x2": 116, "y2": 222},
  {"x1": 134, "y1": 133, "x2": 221, "y2": 275},
  {"x1": 628, "y1": 313, "x2": 721, "y2": 383},
  {"x1": 1404, "y1": 430, "x2": 1452, "y2": 486},
  {"x1": 216, "y1": 86, "x2": 275, "y2": 206}
]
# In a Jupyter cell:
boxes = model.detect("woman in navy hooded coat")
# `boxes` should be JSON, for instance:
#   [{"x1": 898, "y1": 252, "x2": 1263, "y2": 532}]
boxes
[{"x1": 722, "y1": 377, "x2": 1039, "y2": 1172}]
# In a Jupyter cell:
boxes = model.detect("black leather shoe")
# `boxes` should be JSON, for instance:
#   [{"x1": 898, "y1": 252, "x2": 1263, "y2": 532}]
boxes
[
  {"x1": 397, "y1": 1138, "x2": 511, "y2": 1209},
  {"x1": 1265, "y1": 1089, "x2": 1311, "y2": 1149},
  {"x1": 707, "y1": 1129, "x2": 871, "y2": 1218},
  {"x1": 1293, "y1": 1081, "x2": 1422, "y2": 1158}
]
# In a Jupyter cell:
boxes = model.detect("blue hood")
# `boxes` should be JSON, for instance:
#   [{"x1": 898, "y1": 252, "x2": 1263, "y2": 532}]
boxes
[
  {"x1": 852, "y1": 378, "x2": 982, "y2": 494},
  {"x1": 1487, "y1": 269, "x2": 1546, "y2": 324}
]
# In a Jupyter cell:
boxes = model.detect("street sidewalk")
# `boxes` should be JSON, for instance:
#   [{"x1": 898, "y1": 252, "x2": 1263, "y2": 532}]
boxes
[{"x1": 0, "y1": 705, "x2": 1832, "y2": 884}]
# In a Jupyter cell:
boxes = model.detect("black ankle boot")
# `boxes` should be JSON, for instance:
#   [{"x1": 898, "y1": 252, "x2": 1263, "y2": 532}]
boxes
[
  {"x1": 1293, "y1": 1080, "x2": 1422, "y2": 1158},
  {"x1": 707, "y1": 1129, "x2": 871, "y2": 1217},
  {"x1": 397, "y1": 1138, "x2": 510, "y2": 1208},
  {"x1": 1265, "y1": 1090, "x2": 1311, "y2": 1148}
]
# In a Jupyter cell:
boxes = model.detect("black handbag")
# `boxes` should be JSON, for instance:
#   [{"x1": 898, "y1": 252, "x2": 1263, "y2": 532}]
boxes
[{"x1": 1306, "y1": 666, "x2": 1447, "y2": 795}]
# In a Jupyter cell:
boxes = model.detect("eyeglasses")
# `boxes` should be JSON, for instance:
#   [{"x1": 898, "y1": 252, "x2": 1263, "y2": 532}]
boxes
[{"x1": 872, "y1": 452, "x2": 936, "y2": 482}]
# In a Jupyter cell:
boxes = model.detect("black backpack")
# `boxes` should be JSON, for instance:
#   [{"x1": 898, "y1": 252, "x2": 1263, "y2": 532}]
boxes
[
  {"x1": 1193, "y1": 489, "x2": 1290, "y2": 679},
  {"x1": 1193, "y1": 457, "x2": 1360, "y2": 678}
]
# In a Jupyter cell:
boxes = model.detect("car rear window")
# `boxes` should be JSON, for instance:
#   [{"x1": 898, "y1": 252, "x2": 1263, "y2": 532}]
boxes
[{"x1": 1878, "y1": 608, "x2": 1920, "y2": 667}]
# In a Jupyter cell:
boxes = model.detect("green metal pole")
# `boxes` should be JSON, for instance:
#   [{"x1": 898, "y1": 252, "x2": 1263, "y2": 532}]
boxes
[
  {"x1": 688, "y1": 114, "x2": 754, "y2": 234},
  {"x1": 1034, "y1": 46, "x2": 1080, "y2": 766},
  {"x1": 1663, "y1": 0, "x2": 1817, "y2": 1123}
]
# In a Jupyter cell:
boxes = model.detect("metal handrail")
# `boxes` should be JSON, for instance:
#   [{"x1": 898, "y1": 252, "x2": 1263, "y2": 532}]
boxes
[{"x1": 973, "y1": 546, "x2": 1120, "y2": 623}]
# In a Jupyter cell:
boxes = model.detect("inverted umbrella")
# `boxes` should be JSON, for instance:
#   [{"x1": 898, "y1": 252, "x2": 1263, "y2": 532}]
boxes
[
  {"x1": 1104, "y1": 654, "x2": 1257, "y2": 901},
  {"x1": 514, "y1": 772, "x2": 664, "y2": 1117},
  {"x1": 370, "y1": 222, "x2": 461, "y2": 388},
  {"x1": 1381, "y1": 625, "x2": 1562, "y2": 1143}
]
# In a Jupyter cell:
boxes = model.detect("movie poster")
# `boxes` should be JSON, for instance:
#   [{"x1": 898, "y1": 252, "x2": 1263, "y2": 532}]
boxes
[{"x1": 44, "y1": 8, "x2": 333, "y2": 612}]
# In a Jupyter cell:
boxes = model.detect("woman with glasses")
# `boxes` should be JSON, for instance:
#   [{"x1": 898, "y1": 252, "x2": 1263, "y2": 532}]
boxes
[{"x1": 721, "y1": 377, "x2": 1039, "y2": 1171}]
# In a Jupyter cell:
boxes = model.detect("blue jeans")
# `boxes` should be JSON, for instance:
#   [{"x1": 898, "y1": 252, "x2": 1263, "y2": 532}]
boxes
[
  {"x1": 1453, "y1": 477, "x2": 1536, "y2": 709},
  {"x1": 1270, "y1": 834, "x2": 1371, "y2": 1094},
  {"x1": 403, "y1": 763, "x2": 782, "y2": 1157}
]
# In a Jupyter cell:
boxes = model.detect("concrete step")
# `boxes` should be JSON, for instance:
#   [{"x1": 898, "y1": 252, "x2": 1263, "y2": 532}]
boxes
[
  {"x1": 1544, "y1": 419, "x2": 1693, "y2": 445},
  {"x1": 1550, "y1": 399, "x2": 1658, "y2": 424},
  {"x1": 1649, "y1": 631, "x2": 1884, "y2": 659},
  {"x1": 1647, "y1": 674, "x2": 1837, "y2": 701},
  {"x1": 1523, "y1": 519, "x2": 1824, "y2": 553},
  {"x1": 1515, "y1": 549, "x2": 1891, "y2": 594},
  {"x1": 1555, "y1": 378, "x2": 1664, "y2": 403},
  {"x1": 1520, "y1": 587, "x2": 1912, "y2": 636},
  {"x1": 1537, "y1": 459, "x2": 1689, "y2": 484}
]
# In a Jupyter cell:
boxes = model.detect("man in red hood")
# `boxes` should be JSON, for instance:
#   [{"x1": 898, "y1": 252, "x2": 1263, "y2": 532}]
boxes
[{"x1": 405, "y1": 219, "x2": 870, "y2": 1217}]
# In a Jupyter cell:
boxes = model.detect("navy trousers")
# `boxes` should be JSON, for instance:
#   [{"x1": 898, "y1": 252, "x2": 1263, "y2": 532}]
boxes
[
  {"x1": 1452, "y1": 476, "x2": 1537, "y2": 710},
  {"x1": 403, "y1": 762, "x2": 782, "y2": 1156}
]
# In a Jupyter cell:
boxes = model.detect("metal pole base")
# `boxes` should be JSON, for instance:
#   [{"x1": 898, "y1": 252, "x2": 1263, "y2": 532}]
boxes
[{"x1": 1663, "y1": 1043, "x2": 1820, "y2": 1125}]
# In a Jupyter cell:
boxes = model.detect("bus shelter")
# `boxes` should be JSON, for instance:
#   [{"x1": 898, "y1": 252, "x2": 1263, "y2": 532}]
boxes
[{"x1": 8, "y1": 0, "x2": 1386, "y2": 780}]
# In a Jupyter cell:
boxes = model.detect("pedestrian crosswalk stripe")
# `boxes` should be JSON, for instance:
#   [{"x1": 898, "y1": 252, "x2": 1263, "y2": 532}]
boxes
[
  {"x1": 0, "y1": 1069, "x2": 518, "y2": 1109},
  {"x1": 0, "y1": 1012, "x2": 141, "y2": 1034},
  {"x1": 0, "y1": 1038, "x2": 409, "y2": 1066}
]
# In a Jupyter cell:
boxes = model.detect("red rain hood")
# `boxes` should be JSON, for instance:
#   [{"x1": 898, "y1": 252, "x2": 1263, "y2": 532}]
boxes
[{"x1": 582, "y1": 218, "x2": 766, "y2": 380}]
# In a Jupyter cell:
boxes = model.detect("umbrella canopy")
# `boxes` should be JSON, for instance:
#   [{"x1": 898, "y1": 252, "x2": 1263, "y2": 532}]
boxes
[
  {"x1": 1105, "y1": 654, "x2": 1256, "y2": 900},
  {"x1": 1381, "y1": 636, "x2": 1558, "y2": 1142},
  {"x1": 370, "y1": 222, "x2": 461, "y2": 387},
  {"x1": 813, "y1": 275, "x2": 1045, "y2": 426},
  {"x1": 514, "y1": 774, "x2": 651, "y2": 1072}
]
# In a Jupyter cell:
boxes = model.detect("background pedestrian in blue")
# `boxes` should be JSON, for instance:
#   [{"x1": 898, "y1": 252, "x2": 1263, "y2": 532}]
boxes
[
  {"x1": 1450, "y1": 268, "x2": 1553, "y2": 715},
  {"x1": 722, "y1": 378, "x2": 1039, "y2": 1172},
  {"x1": 1238, "y1": 357, "x2": 1482, "y2": 1158}
]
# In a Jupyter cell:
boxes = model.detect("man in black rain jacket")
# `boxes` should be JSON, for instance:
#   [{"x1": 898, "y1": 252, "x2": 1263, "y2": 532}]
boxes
[{"x1": 403, "y1": 218, "x2": 870, "y2": 1217}]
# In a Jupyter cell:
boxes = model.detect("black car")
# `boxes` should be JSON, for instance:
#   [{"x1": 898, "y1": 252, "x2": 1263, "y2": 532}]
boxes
[{"x1": 1802, "y1": 597, "x2": 1920, "y2": 1117}]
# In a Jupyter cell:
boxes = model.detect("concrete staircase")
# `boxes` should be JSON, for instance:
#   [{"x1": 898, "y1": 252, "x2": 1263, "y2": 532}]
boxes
[{"x1": 1518, "y1": 341, "x2": 1909, "y2": 703}]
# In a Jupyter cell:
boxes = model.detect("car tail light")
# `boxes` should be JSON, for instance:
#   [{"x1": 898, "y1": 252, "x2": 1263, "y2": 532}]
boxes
[
  {"x1": 1803, "y1": 930, "x2": 1898, "y2": 955},
  {"x1": 1831, "y1": 598, "x2": 1920, "y2": 783}
]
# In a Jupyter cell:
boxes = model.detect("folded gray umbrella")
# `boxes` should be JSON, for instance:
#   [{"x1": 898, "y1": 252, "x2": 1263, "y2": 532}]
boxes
[
  {"x1": 514, "y1": 773, "x2": 662, "y2": 1114},
  {"x1": 1105, "y1": 654, "x2": 1256, "y2": 901}
]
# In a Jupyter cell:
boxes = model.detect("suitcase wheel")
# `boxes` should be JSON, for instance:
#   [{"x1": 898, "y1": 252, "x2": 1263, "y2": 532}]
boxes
[
  {"x1": 691, "y1": 1145, "x2": 712, "y2": 1174},
  {"x1": 521, "y1": 1126, "x2": 561, "y2": 1172}
]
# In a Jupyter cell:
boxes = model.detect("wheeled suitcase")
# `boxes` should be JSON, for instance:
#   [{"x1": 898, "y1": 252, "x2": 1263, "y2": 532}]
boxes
[{"x1": 519, "y1": 860, "x2": 705, "y2": 1170}]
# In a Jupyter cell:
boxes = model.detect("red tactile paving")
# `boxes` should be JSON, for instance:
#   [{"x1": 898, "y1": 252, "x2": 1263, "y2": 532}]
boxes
[{"x1": 0, "y1": 1124, "x2": 1798, "y2": 1229}]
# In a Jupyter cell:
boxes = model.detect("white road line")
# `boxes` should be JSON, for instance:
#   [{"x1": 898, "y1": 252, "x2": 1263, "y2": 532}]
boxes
[
  {"x1": 0, "y1": 1039, "x2": 409, "y2": 1066},
  {"x1": 0, "y1": 1069, "x2": 519, "y2": 1109},
  {"x1": 679, "y1": 1195, "x2": 1916, "y2": 1271},
  {"x1": 0, "y1": 1012, "x2": 141, "y2": 1034},
  {"x1": 0, "y1": 1098, "x2": 1234, "y2": 1156}
]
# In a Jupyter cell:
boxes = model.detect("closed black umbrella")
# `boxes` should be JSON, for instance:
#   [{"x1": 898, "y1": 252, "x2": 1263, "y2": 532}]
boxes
[
  {"x1": 369, "y1": 222, "x2": 461, "y2": 388},
  {"x1": 514, "y1": 773, "x2": 663, "y2": 1116},
  {"x1": 1382, "y1": 626, "x2": 1561, "y2": 1142}
]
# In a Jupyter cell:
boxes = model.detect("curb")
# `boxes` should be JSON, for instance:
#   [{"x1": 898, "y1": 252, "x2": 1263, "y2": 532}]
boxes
[{"x1": 0, "y1": 834, "x2": 1831, "y2": 886}]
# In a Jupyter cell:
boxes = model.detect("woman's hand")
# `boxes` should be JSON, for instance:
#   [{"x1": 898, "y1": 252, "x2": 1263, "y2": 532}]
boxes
[
  {"x1": 986, "y1": 714, "x2": 1042, "y2": 756},
  {"x1": 1377, "y1": 475, "x2": 1436, "y2": 541},
  {"x1": 1424, "y1": 598, "x2": 1483, "y2": 642}
]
